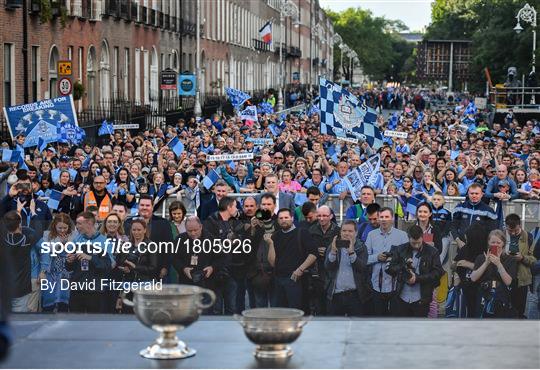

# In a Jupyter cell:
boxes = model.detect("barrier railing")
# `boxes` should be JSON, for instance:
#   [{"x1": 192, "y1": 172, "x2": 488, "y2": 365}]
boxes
[{"x1": 153, "y1": 193, "x2": 540, "y2": 232}]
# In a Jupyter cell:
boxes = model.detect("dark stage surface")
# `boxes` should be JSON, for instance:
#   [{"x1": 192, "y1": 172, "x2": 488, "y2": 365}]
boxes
[{"x1": 1, "y1": 314, "x2": 539, "y2": 369}]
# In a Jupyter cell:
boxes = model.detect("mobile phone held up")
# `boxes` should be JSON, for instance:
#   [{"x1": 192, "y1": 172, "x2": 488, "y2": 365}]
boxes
[
  {"x1": 489, "y1": 245, "x2": 498, "y2": 256},
  {"x1": 336, "y1": 239, "x2": 349, "y2": 249}
]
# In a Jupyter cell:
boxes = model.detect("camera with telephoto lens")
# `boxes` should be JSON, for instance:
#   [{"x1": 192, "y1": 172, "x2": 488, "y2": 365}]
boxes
[
  {"x1": 255, "y1": 209, "x2": 273, "y2": 221},
  {"x1": 117, "y1": 251, "x2": 139, "y2": 267}
]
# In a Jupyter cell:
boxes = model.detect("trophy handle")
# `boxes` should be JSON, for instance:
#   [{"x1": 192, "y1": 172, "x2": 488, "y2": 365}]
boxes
[
  {"x1": 121, "y1": 292, "x2": 134, "y2": 307},
  {"x1": 233, "y1": 314, "x2": 246, "y2": 327},
  {"x1": 297, "y1": 315, "x2": 312, "y2": 328},
  {"x1": 197, "y1": 288, "x2": 216, "y2": 309}
]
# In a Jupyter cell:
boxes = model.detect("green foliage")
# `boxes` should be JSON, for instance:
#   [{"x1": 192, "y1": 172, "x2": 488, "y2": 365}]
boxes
[
  {"x1": 73, "y1": 80, "x2": 85, "y2": 101},
  {"x1": 39, "y1": 0, "x2": 52, "y2": 24},
  {"x1": 326, "y1": 7, "x2": 415, "y2": 82},
  {"x1": 426, "y1": 0, "x2": 540, "y2": 92}
]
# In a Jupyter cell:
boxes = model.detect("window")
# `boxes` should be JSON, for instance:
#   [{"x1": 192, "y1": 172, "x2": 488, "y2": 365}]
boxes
[
  {"x1": 31, "y1": 46, "x2": 40, "y2": 102},
  {"x1": 123, "y1": 48, "x2": 129, "y2": 99},
  {"x1": 113, "y1": 46, "x2": 119, "y2": 99},
  {"x1": 3, "y1": 44, "x2": 14, "y2": 107}
]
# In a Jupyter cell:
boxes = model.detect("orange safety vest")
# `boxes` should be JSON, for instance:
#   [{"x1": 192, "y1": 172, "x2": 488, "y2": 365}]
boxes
[{"x1": 83, "y1": 191, "x2": 112, "y2": 221}]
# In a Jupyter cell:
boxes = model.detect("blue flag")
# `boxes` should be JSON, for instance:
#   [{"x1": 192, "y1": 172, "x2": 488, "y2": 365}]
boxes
[
  {"x1": 240, "y1": 106, "x2": 258, "y2": 121},
  {"x1": 225, "y1": 87, "x2": 251, "y2": 109},
  {"x1": 406, "y1": 195, "x2": 422, "y2": 216},
  {"x1": 464, "y1": 101, "x2": 477, "y2": 116},
  {"x1": 2, "y1": 149, "x2": 21, "y2": 163},
  {"x1": 82, "y1": 155, "x2": 92, "y2": 168},
  {"x1": 258, "y1": 101, "x2": 274, "y2": 115},
  {"x1": 37, "y1": 137, "x2": 47, "y2": 153},
  {"x1": 202, "y1": 169, "x2": 221, "y2": 190},
  {"x1": 47, "y1": 189, "x2": 63, "y2": 210},
  {"x1": 167, "y1": 137, "x2": 184, "y2": 157},
  {"x1": 388, "y1": 112, "x2": 399, "y2": 130},
  {"x1": 58, "y1": 122, "x2": 85, "y2": 145},
  {"x1": 412, "y1": 112, "x2": 424, "y2": 130},
  {"x1": 98, "y1": 120, "x2": 115, "y2": 136},
  {"x1": 319, "y1": 77, "x2": 381, "y2": 148}
]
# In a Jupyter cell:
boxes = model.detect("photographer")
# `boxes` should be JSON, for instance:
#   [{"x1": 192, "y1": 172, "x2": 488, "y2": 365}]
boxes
[
  {"x1": 386, "y1": 225, "x2": 443, "y2": 317},
  {"x1": 0, "y1": 174, "x2": 52, "y2": 235},
  {"x1": 172, "y1": 216, "x2": 215, "y2": 287},
  {"x1": 325, "y1": 220, "x2": 369, "y2": 316},
  {"x1": 203, "y1": 196, "x2": 243, "y2": 315},
  {"x1": 247, "y1": 193, "x2": 279, "y2": 309}
]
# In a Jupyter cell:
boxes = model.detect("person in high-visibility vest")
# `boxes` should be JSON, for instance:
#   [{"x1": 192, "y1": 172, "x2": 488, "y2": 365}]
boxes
[{"x1": 82, "y1": 175, "x2": 112, "y2": 222}]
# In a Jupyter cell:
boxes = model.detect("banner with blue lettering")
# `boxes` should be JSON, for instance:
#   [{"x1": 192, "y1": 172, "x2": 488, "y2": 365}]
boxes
[{"x1": 2, "y1": 95, "x2": 79, "y2": 148}]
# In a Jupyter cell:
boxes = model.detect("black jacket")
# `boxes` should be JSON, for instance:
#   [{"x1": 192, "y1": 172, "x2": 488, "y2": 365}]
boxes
[
  {"x1": 124, "y1": 215, "x2": 174, "y2": 270},
  {"x1": 324, "y1": 240, "x2": 371, "y2": 303},
  {"x1": 386, "y1": 242, "x2": 443, "y2": 303},
  {"x1": 171, "y1": 232, "x2": 216, "y2": 285}
]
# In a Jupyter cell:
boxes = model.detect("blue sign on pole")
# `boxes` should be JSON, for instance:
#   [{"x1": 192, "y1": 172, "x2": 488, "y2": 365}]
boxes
[
  {"x1": 2, "y1": 95, "x2": 79, "y2": 148},
  {"x1": 178, "y1": 74, "x2": 196, "y2": 96}
]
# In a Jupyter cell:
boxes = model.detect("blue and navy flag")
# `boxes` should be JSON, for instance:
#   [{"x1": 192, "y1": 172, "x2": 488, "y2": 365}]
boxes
[
  {"x1": 240, "y1": 105, "x2": 258, "y2": 121},
  {"x1": 37, "y1": 137, "x2": 48, "y2": 153},
  {"x1": 412, "y1": 112, "x2": 424, "y2": 130},
  {"x1": 202, "y1": 169, "x2": 221, "y2": 190},
  {"x1": 58, "y1": 122, "x2": 86, "y2": 145},
  {"x1": 2, "y1": 149, "x2": 21, "y2": 163},
  {"x1": 258, "y1": 101, "x2": 274, "y2": 115},
  {"x1": 82, "y1": 155, "x2": 92, "y2": 168},
  {"x1": 98, "y1": 120, "x2": 115, "y2": 136},
  {"x1": 308, "y1": 96, "x2": 321, "y2": 117},
  {"x1": 495, "y1": 199, "x2": 505, "y2": 230},
  {"x1": 388, "y1": 112, "x2": 399, "y2": 130},
  {"x1": 47, "y1": 189, "x2": 63, "y2": 210},
  {"x1": 167, "y1": 137, "x2": 185, "y2": 157},
  {"x1": 225, "y1": 87, "x2": 251, "y2": 109},
  {"x1": 464, "y1": 101, "x2": 477, "y2": 116},
  {"x1": 319, "y1": 77, "x2": 381, "y2": 148},
  {"x1": 406, "y1": 195, "x2": 423, "y2": 216}
]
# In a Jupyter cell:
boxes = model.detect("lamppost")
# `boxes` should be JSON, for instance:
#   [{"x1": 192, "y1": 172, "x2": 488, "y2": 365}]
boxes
[
  {"x1": 193, "y1": 0, "x2": 202, "y2": 118},
  {"x1": 340, "y1": 44, "x2": 350, "y2": 86},
  {"x1": 332, "y1": 34, "x2": 343, "y2": 82},
  {"x1": 514, "y1": 3, "x2": 537, "y2": 73},
  {"x1": 276, "y1": 0, "x2": 299, "y2": 112},
  {"x1": 311, "y1": 23, "x2": 325, "y2": 86},
  {"x1": 348, "y1": 50, "x2": 356, "y2": 87}
]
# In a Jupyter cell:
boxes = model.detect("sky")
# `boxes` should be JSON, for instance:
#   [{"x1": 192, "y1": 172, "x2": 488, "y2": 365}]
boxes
[{"x1": 319, "y1": 0, "x2": 434, "y2": 32}]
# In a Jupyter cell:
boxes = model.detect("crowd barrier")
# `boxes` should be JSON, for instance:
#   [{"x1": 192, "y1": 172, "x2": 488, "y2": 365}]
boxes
[{"x1": 155, "y1": 193, "x2": 540, "y2": 233}]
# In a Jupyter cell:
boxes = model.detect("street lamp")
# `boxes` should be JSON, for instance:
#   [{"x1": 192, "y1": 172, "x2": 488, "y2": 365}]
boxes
[
  {"x1": 347, "y1": 49, "x2": 356, "y2": 87},
  {"x1": 332, "y1": 34, "x2": 343, "y2": 83},
  {"x1": 340, "y1": 44, "x2": 350, "y2": 86},
  {"x1": 194, "y1": 0, "x2": 202, "y2": 118},
  {"x1": 515, "y1": 3, "x2": 537, "y2": 73},
  {"x1": 311, "y1": 23, "x2": 325, "y2": 87},
  {"x1": 276, "y1": 0, "x2": 299, "y2": 112}
]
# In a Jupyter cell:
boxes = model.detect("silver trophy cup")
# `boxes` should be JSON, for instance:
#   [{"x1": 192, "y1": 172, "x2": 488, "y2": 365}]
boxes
[{"x1": 124, "y1": 284, "x2": 215, "y2": 359}]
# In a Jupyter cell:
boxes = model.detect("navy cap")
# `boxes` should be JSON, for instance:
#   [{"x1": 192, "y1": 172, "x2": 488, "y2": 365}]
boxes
[{"x1": 59, "y1": 156, "x2": 70, "y2": 162}]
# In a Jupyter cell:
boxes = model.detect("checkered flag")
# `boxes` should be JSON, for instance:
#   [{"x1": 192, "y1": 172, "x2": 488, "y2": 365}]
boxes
[{"x1": 319, "y1": 77, "x2": 382, "y2": 149}]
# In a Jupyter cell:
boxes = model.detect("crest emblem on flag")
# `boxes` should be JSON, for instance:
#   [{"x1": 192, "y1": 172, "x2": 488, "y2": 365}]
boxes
[{"x1": 334, "y1": 95, "x2": 363, "y2": 132}]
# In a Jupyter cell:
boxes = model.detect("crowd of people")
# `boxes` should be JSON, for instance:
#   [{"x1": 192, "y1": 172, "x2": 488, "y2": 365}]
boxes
[{"x1": 0, "y1": 86, "x2": 539, "y2": 319}]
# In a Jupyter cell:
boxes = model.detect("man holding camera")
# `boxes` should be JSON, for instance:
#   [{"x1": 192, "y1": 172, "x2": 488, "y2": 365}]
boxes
[
  {"x1": 172, "y1": 216, "x2": 216, "y2": 287},
  {"x1": 0, "y1": 173, "x2": 52, "y2": 235},
  {"x1": 204, "y1": 196, "x2": 243, "y2": 314},
  {"x1": 365, "y1": 207, "x2": 408, "y2": 316},
  {"x1": 386, "y1": 225, "x2": 443, "y2": 317},
  {"x1": 248, "y1": 193, "x2": 279, "y2": 309}
]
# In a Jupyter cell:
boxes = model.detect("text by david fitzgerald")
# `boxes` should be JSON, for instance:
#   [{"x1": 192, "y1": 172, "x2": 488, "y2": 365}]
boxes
[{"x1": 40, "y1": 279, "x2": 162, "y2": 294}]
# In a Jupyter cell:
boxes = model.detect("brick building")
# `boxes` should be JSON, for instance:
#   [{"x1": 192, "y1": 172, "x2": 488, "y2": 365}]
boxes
[{"x1": 1, "y1": 0, "x2": 333, "y2": 135}]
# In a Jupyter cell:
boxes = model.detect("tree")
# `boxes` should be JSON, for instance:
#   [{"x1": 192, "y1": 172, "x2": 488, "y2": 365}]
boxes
[
  {"x1": 326, "y1": 7, "x2": 414, "y2": 82},
  {"x1": 425, "y1": 0, "x2": 540, "y2": 92}
]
